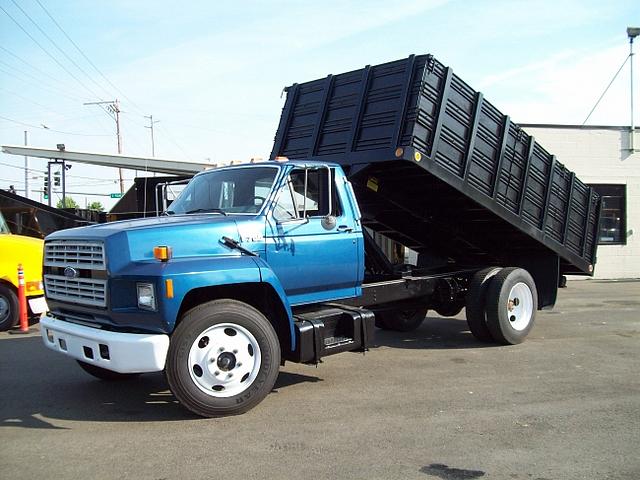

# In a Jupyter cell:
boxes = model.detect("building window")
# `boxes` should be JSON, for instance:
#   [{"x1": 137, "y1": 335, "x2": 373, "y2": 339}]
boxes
[{"x1": 590, "y1": 184, "x2": 626, "y2": 245}]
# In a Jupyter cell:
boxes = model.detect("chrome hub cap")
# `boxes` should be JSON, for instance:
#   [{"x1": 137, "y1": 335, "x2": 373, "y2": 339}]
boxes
[
  {"x1": 506, "y1": 282, "x2": 533, "y2": 331},
  {"x1": 188, "y1": 323, "x2": 261, "y2": 397}
]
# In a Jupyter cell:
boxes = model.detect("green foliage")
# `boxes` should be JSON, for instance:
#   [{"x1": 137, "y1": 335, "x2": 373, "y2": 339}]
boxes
[
  {"x1": 88, "y1": 201, "x2": 104, "y2": 212},
  {"x1": 56, "y1": 197, "x2": 79, "y2": 209}
]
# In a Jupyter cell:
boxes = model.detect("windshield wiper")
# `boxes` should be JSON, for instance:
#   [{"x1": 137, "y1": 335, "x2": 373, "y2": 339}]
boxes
[
  {"x1": 220, "y1": 236, "x2": 257, "y2": 256},
  {"x1": 184, "y1": 208, "x2": 228, "y2": 216},
  {"x1": 164, "y1": 210, "x2": 175, "y2": 216}
]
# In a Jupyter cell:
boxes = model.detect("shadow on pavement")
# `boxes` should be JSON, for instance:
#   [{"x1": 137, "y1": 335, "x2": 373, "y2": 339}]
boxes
[
  {"x1": 1, "y1": 314, "x2": 490, "y2": 428},
  {"x1": 373, "y1": 315, "x2": 496, "y2": 350},
  {"x1": 0, "y1": 335, "x2": 320, "y2": 428}
]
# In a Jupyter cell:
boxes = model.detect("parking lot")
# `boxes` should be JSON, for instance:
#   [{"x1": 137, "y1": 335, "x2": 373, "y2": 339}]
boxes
[{"x1": 1, "y1": 279, "x2": 639, "y2": 480}]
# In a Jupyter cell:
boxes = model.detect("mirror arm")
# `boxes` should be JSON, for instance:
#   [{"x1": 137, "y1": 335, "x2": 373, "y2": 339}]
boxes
[
  {"x1": 303, "y1": 169, "x2": 308, "y2": 218},
  {"x1": 324, "y1": 165, "x2": 332, "y2": 216}
]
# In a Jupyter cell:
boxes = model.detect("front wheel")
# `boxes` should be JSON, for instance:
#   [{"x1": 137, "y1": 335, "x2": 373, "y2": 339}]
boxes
[
  {"x1": 0, "y1": 284, "x2": 19, "y2": 331},
  {"x1": 165, "y1": 299, "x2": 280, "y2": 417}
]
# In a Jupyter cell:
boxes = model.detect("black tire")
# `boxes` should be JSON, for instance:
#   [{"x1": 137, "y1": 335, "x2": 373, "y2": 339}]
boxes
[
  {"x1": 76, "y1": 360, "x2": 140, "y2": 380},
  {"x1": 485, "y1": 267, "x2": 538, "y2": 345},
  {"x1": 165, "y1": 299, "x2": 280, "y2": 417},
  {"x1": 0, "y1": 283, "x2": 19, "y2": 331},
  {"x1": 465, "y1": 267, "x2": 501, "y2": 342},
  {"x1": 375, "y1": 306, "x2": 428, "y2": 332},
  {"x1": 434, "y1": 302, "x2": 464, "y2": 317}
]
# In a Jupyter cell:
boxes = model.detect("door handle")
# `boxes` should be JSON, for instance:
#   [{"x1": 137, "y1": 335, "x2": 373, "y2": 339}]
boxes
[{"x1": 337, "y1": 225, "x2": 353, "y2": 233}]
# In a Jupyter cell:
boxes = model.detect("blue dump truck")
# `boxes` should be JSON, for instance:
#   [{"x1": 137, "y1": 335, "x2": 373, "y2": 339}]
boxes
[{"x1": 40, "y1": 55, "x2": 601, "y2": 417}]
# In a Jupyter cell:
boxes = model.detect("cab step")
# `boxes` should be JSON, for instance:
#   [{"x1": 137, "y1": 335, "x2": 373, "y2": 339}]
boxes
[{"x1": 289, "y1": 306, "x2": 375, "y2": 364}]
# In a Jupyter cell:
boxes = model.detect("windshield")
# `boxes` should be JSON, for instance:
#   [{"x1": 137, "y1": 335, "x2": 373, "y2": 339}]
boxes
[{"x1": 167, "y1": 166, "x2": 278, "y2": 215}]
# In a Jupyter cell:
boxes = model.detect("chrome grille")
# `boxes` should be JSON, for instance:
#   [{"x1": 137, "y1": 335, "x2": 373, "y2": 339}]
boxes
[
  {"x1": 45, "y1": 240, "x2": 105, "y2": 270},
  {"x1": 44, "y1": 275, "x2": 107, "y2": 307}
]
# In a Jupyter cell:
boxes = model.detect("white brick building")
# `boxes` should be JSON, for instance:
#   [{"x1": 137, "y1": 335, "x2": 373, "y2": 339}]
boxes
[{"x1": 522, "y1": 125, "x2": 639, "y2": 279}]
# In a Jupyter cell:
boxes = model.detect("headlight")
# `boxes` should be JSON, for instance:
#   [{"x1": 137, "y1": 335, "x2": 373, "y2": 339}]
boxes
[{"x1": 137, "y1": 283, "x2": 156, "y2": 311}]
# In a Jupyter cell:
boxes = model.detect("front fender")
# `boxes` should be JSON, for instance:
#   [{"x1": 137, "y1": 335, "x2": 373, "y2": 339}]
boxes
[
  {"x1": 114, "y1": 255, "x2": 296, "y2": 350},
  {"x1": 250, "y1": 256, "x2": 296, "y2": 350},
  {"x1": 111, "y1": 255, "x2": 262, "y2": 332}
]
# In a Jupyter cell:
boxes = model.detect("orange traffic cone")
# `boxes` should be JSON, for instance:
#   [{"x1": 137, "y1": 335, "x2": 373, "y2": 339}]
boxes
[{"x1": 9, "y1": 264, "x2": 31, "y2": 334}]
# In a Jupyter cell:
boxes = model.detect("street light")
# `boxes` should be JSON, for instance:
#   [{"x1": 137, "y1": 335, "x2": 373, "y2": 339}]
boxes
[{"x1": 628, "y1": 27, "x2": 639, "y2": 151}]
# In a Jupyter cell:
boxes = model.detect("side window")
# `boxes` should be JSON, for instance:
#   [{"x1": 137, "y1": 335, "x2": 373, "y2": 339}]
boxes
[
  {"x1": 291, "y1": 169, "x2": 342, "y2": 217},
  {"x1": 290, "y1": 169, "x2": 321, "y2": 216},
  {"x1": 273, "y1": 168, "x2": 343, "y2": 221},
  {"x1": 591, "y1": 184, "x2": 626, "y2": 245}
]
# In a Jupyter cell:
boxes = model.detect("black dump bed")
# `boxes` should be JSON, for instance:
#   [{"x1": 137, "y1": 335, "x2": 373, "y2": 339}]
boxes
[{"x1": 271, "y1": 54, "x2": 600, "y2": 275}]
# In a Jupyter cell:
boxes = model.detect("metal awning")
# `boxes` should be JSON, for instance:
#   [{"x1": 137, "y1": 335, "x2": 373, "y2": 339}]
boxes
[{"x1": 1, "y1": 145, "x2": 211, "y2": 175}]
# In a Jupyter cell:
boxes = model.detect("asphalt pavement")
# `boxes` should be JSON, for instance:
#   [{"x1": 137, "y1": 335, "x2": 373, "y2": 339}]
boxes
[{"x1": 1, "y1": 279, "x2": 639, "y2": 480}]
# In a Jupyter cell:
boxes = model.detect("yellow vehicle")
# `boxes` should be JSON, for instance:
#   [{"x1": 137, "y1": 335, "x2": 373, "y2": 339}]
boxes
[{"x1": 0, "y1": 211, "x2": 46, "y2": 330}]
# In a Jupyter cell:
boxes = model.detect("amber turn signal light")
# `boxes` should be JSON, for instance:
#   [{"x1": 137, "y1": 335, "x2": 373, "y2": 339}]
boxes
[{"x1": 153, "y1": 245, "x2": 172, "y2": 262}]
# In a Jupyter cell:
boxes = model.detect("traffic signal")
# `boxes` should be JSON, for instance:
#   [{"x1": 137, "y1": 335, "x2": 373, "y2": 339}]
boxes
[
  {"x1": 43, "y1": 177, "x2": 49, "y2": 198},
  {"x1": 53, "y1": 171, "x2": 61, "y2": 187}
]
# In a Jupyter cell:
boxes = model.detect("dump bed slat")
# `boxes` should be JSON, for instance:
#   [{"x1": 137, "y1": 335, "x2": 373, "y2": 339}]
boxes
[{"x1": 271, "y1": 54, "x2": 601, "y2": 275}]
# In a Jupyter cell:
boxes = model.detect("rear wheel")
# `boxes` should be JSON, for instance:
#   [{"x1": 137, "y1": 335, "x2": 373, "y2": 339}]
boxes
[
  {"x1": 0, "y1": 284, "x2": 19, "y2": 331},
  {"x1": 165, "y1": 299, "x2": 280, "y2": 417},
  {"x1": 485, "y1": 267, "x2": 537, "y2": 345},
  {"x1": 375, "y1": 306, "x2": 428, "y2": 332},
  {"x1": 465, "y1": 267, "x2": 501, "y2": 342},
  {"x1": 76, "y1": 360, "x2": 140, "y2": 380}
]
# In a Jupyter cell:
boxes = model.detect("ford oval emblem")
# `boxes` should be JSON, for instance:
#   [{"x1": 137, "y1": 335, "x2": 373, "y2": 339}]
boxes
[{"x1": 63, "y1": 267, "x2": 78, "y2": 279}]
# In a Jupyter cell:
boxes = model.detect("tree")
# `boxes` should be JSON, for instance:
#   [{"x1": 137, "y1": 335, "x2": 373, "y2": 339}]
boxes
[
  {"x1": 56, "y1": 197, "x2": 79, "y2": 209},
  {"x1": 88, "y1": 201, "x2": 104, "y2": 212}
]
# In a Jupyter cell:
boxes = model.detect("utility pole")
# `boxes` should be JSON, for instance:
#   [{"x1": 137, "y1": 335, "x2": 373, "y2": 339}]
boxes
[
  {"x1": 144, "y1": 115, "x2": 160, "y2": 157},
  {"x1": 46, "y1": 162, "x2": 52, "y2": 207},
  {"x1": 84, "y1": 99, "x2": 124, "y2": 193},
  {"x1": 628, "y1": 27, "x2": 640, "y2": 152},
  {"x1": 23, "y1": 131, "x2": 29, "y2": 199}
]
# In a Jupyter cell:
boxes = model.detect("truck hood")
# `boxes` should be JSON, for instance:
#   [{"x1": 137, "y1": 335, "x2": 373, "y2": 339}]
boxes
[{"x1": 45, "y1": 215, "x2": 266, "y2": 273}]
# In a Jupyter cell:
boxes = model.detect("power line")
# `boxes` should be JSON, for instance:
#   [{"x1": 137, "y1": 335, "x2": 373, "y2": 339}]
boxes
[
  {"x1": 0, "y1": 161, "x2": 129, "y2": 187},
  {"x1": 0, "y1": 114, "x2": 113, "y2": 137},
  {"x1": 156, "y1": 123, "x2": 195, "y2": 160},
  {"x1": 582, "y1": 54, "x2": 630, "y2": 125},
  {"x1": 34, "y1": 0, "x2": 147, "y2": 117},
  {"x1": 144, "y1": 115, "x2": 160, "y2": 157},
  {"x1": 0, "y1": 53, "x2": 89, "y2": 101},
  {"x1": 9, "y1": 0, "x2": 113, "y2": 100},
  {"x1": 0, "y1": 86, "x2": 80, "y2": 117},
  {"x1": 0, "y1": 65, "x2": 88, "y2": 103},
  {"x1": 23, "y1": 2, "x2": 197, "y2": 161},
  {"x1": 118, "y1": 112, "x2": 157, "y2": 155},
  {"x1": 0, "y1": 4, "x2": 105, "y2": 102},
  {"x1": 0, "y1": 161, "x2": 45, "y2": 174},
  {"x1": 0, "y1": 45, "x2": 73, "y2": 89}
]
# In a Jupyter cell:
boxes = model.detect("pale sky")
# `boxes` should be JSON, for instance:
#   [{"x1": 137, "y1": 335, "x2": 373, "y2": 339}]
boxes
[{"x1": 1, "y1": 0, "x2": 639, "y2": 209}]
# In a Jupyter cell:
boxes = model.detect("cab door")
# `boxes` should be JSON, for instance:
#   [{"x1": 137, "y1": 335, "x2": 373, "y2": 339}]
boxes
[{"x1": 264, "y1": 167, "x2": 360, "y2": 306}]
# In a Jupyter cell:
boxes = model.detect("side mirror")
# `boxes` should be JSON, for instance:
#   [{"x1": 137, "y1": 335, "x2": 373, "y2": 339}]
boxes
[{"x1": 321, "y1": 215, "x2": 336, "y2": 230}]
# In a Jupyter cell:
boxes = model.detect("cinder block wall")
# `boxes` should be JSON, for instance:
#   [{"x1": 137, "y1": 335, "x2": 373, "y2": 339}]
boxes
[{"x1": 523, "y1": 125, "x2": 639, "y2": 279}]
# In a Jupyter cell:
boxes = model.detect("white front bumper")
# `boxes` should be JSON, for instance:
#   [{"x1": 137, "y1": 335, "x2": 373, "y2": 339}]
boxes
[{"x1": 40, "y1": 314, "x2": 170, "y2": 374}]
